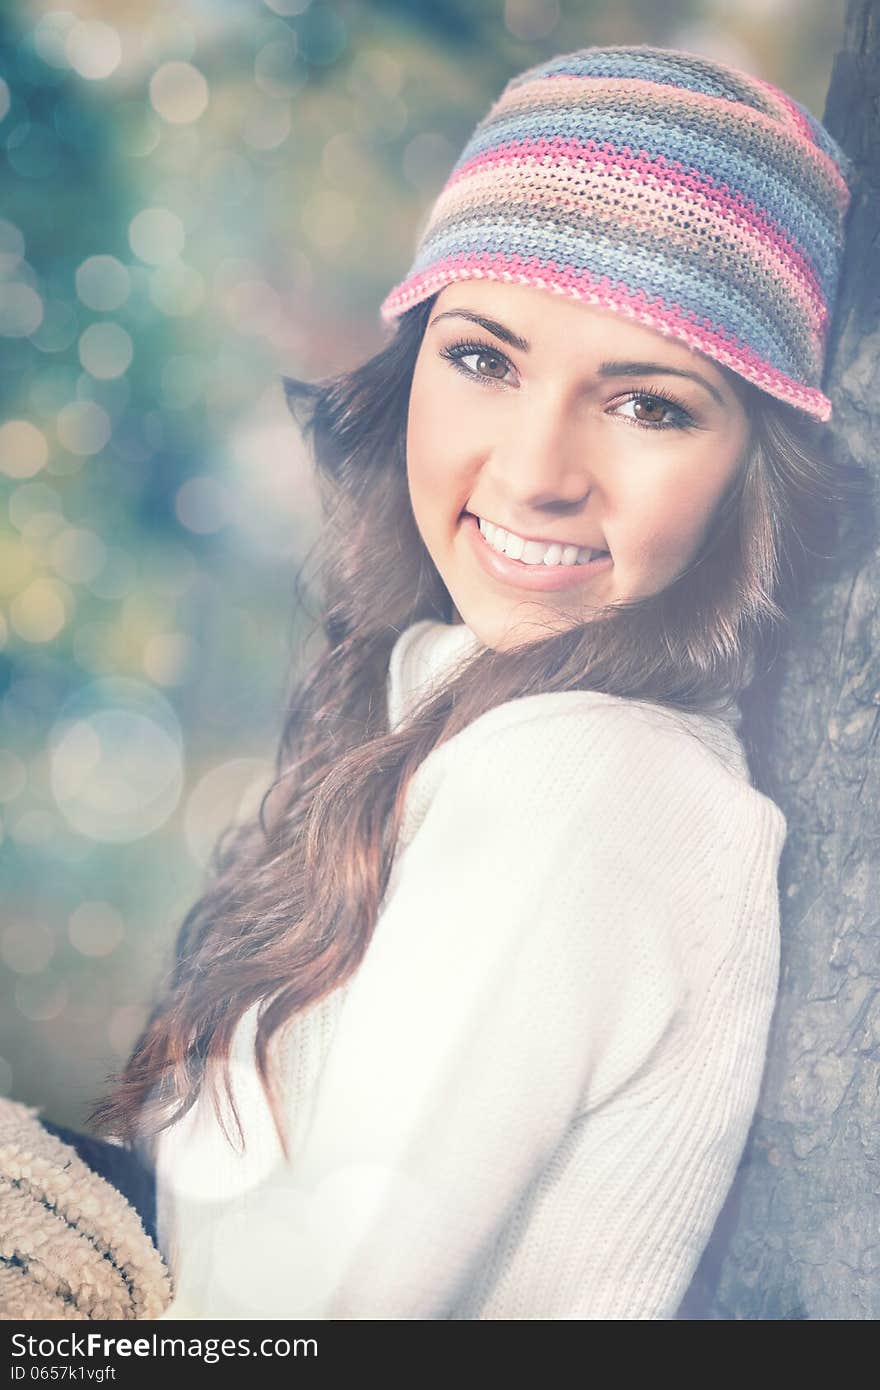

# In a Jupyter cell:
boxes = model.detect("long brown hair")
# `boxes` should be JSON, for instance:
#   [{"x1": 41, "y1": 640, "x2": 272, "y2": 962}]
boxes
[{"x1": 87, "y1": 293, "x2": 869, "y2": 1164}]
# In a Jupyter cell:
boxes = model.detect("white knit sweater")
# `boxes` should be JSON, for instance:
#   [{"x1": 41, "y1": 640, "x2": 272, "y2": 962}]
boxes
[{"x1": 153, "y1": 618, "x2": 786, "y2": 1320}]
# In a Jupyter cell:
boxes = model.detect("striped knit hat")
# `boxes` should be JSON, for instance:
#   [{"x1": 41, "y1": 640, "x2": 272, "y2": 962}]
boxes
[{"x1": 379, "y1": 45, "x2": 854, "y2": 423}]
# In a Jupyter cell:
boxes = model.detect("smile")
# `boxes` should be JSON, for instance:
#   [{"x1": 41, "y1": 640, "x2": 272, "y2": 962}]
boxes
[
  {"x1": 473, "y1": 515, "x2": 608, "y2": 566},
  {"x1": 461, "y1": 513, "x2": 613, "y2": 593}
]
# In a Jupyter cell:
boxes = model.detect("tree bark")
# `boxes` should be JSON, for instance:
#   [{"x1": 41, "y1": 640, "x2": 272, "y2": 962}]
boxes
[{"x1": 677, "y1": 0, "x2": 880, "y2": 1320}]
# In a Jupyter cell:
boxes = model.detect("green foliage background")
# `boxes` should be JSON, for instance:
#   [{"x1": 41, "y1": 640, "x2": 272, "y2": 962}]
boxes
[{"x1": 0, "y1": 0, "x2": 845, "y2": 1128}]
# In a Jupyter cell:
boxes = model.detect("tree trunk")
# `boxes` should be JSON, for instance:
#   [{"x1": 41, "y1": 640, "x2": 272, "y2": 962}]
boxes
[{"x1": 676, "y1": 0, "x2": 880, "y2": 1320}]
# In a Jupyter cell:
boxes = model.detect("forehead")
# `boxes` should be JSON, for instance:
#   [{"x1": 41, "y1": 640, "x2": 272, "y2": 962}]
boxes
[{"x1": 430, "y1": 279, "x2": 741, "y2": 397}]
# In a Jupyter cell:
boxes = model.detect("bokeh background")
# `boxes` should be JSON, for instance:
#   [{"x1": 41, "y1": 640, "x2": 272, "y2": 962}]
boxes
[{"x1": 0, "y1": 0, "x2": 847, "y2": 1129}]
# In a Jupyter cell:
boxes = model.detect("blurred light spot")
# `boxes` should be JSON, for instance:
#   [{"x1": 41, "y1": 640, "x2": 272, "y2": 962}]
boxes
[
  {"x1": 175, "y1": 475, "x2": 233, "y2": 534},
  {"x1": 78, "y1": 321, "x2": 133, "y2": 379},
  {"x1": 153, "y1": 126, "x2": 200, "y2": 174},
  {"x1": 0, "y1": 420, "x2": 48, "y2": 479},
  {"x1": 226, "y1": 413, "x2": 321, "y2": 557},
  {"x1": 349, "y1": 48, "x2": 401, "y2": 99},
  {"x1": 137, "y1": 539, "x2": 193, "y2": 594},
  {"x1": 16, "y1": 978, "x2": 69, "y2": 1023},
  {"x1": 66, "y1": 19, "x2": 122, "y2": 81},
  {"x1": 9, "y1": 808, "x2": 62, "y2": 848},
  {"x1": 297, "y1": 2, "x2": 347, "y2": 67},
  {"x1": 129, "y1": 207, "x2": 185, "y2": 265},
  {"x1": 72, "y1": 620, "x2": 115, "y2": 673},
  {"x1": 116, "y1": 101, "x2": 161, "y2": 159},
  {"x1": 31, "y1": 297, "x2": 79, "y2": 353},
  {"x1": 223, "y1": 278, "x2": 281, "y2": 336},
  {"x1": 107, "y1": 1003, "x2": 147, "y2": 1056},
  {"x1": 184, "y1": 757, "x2": 273, "y2": 867},
  {"x1": 214, "y1": 255, "x2": 265, "y2": 295},
  {"x1": 1, "y1": 920, "x2": 55, "y2": 974},
  {"x1": 0, "y1": 749, "x2": 26, "y2": 802},
  {"x1": 7, "y1": 669, "x2": 62, "y2": 723},
  {"x1": 10, "y1": 576, "x2": 71, "y2": 643},
  {"x1": 201, "y1": 360, "x2": 254, "y2": 418},
  {"x1": 279, "y1": 246, "x2": 313, "y2": 298},
  {"x1": 402, "y1": 131, "x2": 456, "y2": 194},
  {"x1": 44, "y1": 453, "x2": 80, "y2": 485},
  {"x1": 68, "y1": 900, "x2": 125, "y2": 958},
  {"x1": 49, "y1": 677, "x2": 184, "y2": 843},
  {"x1": 88, "y1": 545, "x2": 137, "y2": 601},
  {"x1": 6, "y1": 121, "x2": 61, "y2": 180},
  {"x1": 0, "y1": 1056, "x2": 11, "y2": 1095},
  {"x1": 9, "y1": 481, "x2": 64, "y2": 540},
  {"x1": 668, "y1": 25, "x2": 754, "y2": 69},
  {"x1": 352, "y1": 92, "x2": 407, "y2": 141},
  {"x1": 0, "y1": 536, "x2": 34, "y2": 596},
  {"x1": 33, "y1": 11, "x2": 78, "y2": 69},
  {"x1": 241, "y1": 96, "x2": 291, "y2": 151},
  {"x1": 199, "y1": 150, "x2": 257, "y2": 206},
  {"x1": 1, "y1": 687, "x2": 39, "y2": 746},
  {"x1": 48, "y1": 526, "x2": 107, "y2": 585},
  {"x1": 140, "y1": 539, "x2": 197, "y2": 597},
  {"x1": 0, "y1": 283, "x2": 43, "y2": 337},
  {"x1": 140, "y1": 12, "x2": 197, "y2": 65},
  {"x1": 301, "y1": 190, "x2": 354, "y2": 250},
  {"x1": 264, "y1": 0, "x2": 312, "y2": 14},
  {"x1": 254, "y1": 36, "x2": 305, "y2": 98},
  {"x1": 504, "y1": 0, "x2": 560, "y2": 41},
  {"x1": 160, "y1": 354, "x2": 208, "y2": 411},
  {"x1": 56, "y1": 399, "x2": 111, "y2": 455},
  {"x1": 29, "y1": 364, "x2": 78, "y2": 421},
  {"x1": 320, "y1": 132, "x2": 372, "y2": 193},
  {"x1": 143, "y1": 630, "x2": 196, "y2": 686},
  {"x1": 149, "y1": 261, "x2": 205, "y2": 317},
  {"x1": 0, "y1": 218, "x2": 25, "y2": 272},
  {"x1": 120, "y1": 587, "x2": 176, "y2": 639},
  {"x1": 77, "y1": 372, "x2": 130, "y2": 422},
  {"x1": 150, "y1": 60, "x2": 209, "y2": 124},
  {"x1": 75, "y1": 255, "x2": 130, "y2": 311},
  {"x1": 0, "y1": 79, "x2": 9, "y2": 123},
  {"x1": 65, "y1": 973, "x2": 112, "y2": 1029}
]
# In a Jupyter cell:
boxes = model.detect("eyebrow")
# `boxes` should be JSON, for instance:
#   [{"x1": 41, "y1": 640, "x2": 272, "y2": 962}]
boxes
[{"x1": 428, "y1": 308, "x2": 727, "y2": 407}]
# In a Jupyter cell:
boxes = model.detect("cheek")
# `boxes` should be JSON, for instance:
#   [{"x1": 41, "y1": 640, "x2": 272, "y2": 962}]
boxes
[
  {"x1": 407, "y1": 371, "x2": 474, "y2": 511},
  {"x1": 620, "y1": 486, "x2": 718, "y2": 572},
  {"x1": 406, "y1": 379, "x2": 437, "y2": 501}
]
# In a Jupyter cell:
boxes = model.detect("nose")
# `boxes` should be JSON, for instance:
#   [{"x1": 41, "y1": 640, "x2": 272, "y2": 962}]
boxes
[{"x1": 484, "y1": 390, "x2": 594, "y2": 517}]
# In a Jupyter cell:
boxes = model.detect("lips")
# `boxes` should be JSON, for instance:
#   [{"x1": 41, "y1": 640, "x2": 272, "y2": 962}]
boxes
[
  {"x1": 465, "y1": 510, "x2": 608, "y2": 557},
  {"x1": 461, "y1": 511, "x2": 613, "y2": 593}
]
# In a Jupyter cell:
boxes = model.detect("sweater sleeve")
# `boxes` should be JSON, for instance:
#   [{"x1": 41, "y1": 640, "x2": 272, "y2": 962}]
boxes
[{"x1": 180, "y1": 700, "x2": 784, "y2": 1321}]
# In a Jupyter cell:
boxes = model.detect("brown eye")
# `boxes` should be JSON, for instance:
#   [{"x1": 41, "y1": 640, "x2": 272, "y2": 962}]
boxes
[
  {"x1": 474, "y1": 351, "x2": 508, "y2": 380},
  {"x1": 440, "y1": 341, "x2": 516, "y2": 387},
  {"x1": 632, "y1": 396, "x2": 668, "y2": 424},
  {"x1": 612, "y1": 391, "x2": 693, "y2": 431}
]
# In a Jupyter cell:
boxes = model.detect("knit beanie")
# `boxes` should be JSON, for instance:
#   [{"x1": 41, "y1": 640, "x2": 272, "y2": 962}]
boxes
[{"x1": 379, "y1": 45, "x2": 855, "y2": 423}]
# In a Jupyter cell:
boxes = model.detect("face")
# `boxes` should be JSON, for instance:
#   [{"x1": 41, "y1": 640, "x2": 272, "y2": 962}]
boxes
[{"x1": 405, "y1": 280, "x2": 752, "y2": 652}]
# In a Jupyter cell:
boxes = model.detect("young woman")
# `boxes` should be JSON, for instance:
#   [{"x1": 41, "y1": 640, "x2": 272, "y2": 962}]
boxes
[{"x1": 85, "y1": 43, "x2": 859, "y2": 1319}]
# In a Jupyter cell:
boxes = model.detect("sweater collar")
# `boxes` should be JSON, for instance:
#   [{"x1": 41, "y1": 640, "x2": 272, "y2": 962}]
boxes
[
  {"x1": 387, "y1": 618, "x2": 743, "y2": 734},
  {"x1": 387, "y1": 620, "x2": 483, "y2": 733}
]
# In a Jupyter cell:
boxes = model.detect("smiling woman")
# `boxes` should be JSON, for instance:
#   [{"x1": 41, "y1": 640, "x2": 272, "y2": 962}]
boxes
[
  {"x1": 79, "y1": 44, "x2": 866, "y2": 1322},
  {"x1": 406, "y1": 280, "x2": 753, "y2": 649}
]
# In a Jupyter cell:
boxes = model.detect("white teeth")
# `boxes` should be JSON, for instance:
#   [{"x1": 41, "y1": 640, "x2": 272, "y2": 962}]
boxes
[
  {"x1": 505, "y1": 532, "x2": 525, "y2": 561},
  {"x1": 477, "y1": 516, "x2": 605, "y2": 566}
]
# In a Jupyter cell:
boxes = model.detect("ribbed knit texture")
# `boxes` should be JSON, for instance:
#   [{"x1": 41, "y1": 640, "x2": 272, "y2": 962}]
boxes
[
  {"x1": 380, "y1": 44, "x2": 854, "y2": 423},
  {"x1": 154, "y1": 618, "x2": 787, "y2": 1320}
]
